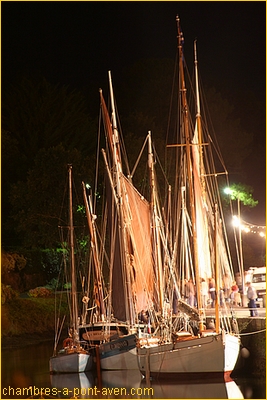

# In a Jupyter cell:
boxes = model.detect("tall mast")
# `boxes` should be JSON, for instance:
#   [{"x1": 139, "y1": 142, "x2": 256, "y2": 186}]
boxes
[
  {"x1": 176, "y1": 16, "x2": 203, "y2": 328},
  {"x1": 82, "y1": 182, "x2": 106, "y2": 320},
  {"x1": 106, "y1": 71, "x2": 123, "y2": 195},
  {"x1": 108, "y1": 71, "x2": 118, "y2": 137},
  {"x1": 68, "y1": 164, "x2": 78, "y2": 337},
  {"x1": 194, "y1": 40, "x2": 205, "y2": 197},
  {"x1": 102, "y1": 72, "x2": 135, "y2": 325},
  {"x1": 214, "y1": 204, "x2": 220, "y2": 333},
  {"x1": 148, "y1": 131, "x2": 164, "y2": 311}
]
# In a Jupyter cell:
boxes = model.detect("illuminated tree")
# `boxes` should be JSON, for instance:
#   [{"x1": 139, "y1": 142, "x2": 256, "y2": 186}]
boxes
[{"x1": 224, "y1": 183, "x2": 258, "y2": 207}]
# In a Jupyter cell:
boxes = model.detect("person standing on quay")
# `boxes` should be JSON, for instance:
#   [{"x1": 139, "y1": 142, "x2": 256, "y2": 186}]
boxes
[
  {"x1": 246, "y1": 282, "x2": 258, "y2": 317},
  {"x1": 208, "y1": 277, "x2": 216, "y2": 308},
  {"x1": 185, "y1": 278, "x2": 195, "y2": 308},
  {"x1": 200, "y1": 278, "x2": 209, "y2": 309}
]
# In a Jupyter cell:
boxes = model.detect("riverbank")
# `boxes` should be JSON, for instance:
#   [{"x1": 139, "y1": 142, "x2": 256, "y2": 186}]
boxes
[
  {"x1": 1, "y1": 331, "x2": 55, "y2": 350},
  {"x1": 2, "y1": 298, "x2": 265, "y2": 378},
  {"x1": 1, "y1": 295, "x2": 68, "y2": 348}
]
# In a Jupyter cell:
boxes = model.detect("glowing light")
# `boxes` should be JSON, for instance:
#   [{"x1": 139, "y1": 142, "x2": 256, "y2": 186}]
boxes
[
  {"x1": 225, "y1": 186, "x2": 265, "y2": 239},
  {"x1": 224, "y1": 187, "x2": 233, "y2": 195},
  {"x1": 232, "y1": 215, "x2": 240, "y2": 227},
  {"x1": 232, "y1": 216, "x2": 266, "y2": 238}
]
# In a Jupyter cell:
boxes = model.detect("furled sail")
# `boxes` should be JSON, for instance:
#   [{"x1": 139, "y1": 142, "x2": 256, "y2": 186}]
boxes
[
  {"x1": 100, "y1": 86, "x2": 155, "y2": 324},
  {"x1": 192, "y1": 124, "x2": 212, "y2": 280}
]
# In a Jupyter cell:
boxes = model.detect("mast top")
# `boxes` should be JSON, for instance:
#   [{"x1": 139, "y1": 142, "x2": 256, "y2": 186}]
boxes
[
  {"x1": 176, "y1": 15, "x2": 184, "y2": 43},
  {"x1": 194, "y1": 39, "x2": 198, "y2": 64}
]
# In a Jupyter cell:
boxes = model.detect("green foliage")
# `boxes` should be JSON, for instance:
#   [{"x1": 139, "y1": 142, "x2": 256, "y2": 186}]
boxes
[
  {"x1": 44, "y1": 277, "x2": 59, "y2": 291},
  {"x1": 1, "y1": 65, "x2": 261, "y2": 253},
  {"x1": 64, "y1": 282, "x2": 72, "y2": 290},
  {"x1": 40, "y1": 248, "x2": 62, "y2": 280},
  {"x1": 8, "y1": 144, "x2": 95, "y2": 248},
  {"x1": 226, "y1": 183, "x2": 258, "y2": 207},
  {"x1": 1, "y1": 75, "x2": 97, "y2": 247}
]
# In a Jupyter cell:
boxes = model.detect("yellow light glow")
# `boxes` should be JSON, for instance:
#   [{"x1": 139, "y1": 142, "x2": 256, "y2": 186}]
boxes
[{"x1": 232, "y1": 215, "x2": 240, "y2": 227}]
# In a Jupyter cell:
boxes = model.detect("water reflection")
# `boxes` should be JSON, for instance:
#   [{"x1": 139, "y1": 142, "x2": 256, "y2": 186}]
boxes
[
  {"x1": 1, "y1": 341, "x2": 264, "y2": 399},
  {"x1": 101, "y1": 370, "x2": 244, "y2": 399},
  {"x1": 48, "y1": 370, "x2": 244, "y2": 399},
  {"x1": 50, "y1": 373, "x2": 94, "y2": 399}
]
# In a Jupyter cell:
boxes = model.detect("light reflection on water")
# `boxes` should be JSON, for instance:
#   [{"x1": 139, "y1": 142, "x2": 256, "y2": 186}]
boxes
[{"x1": 1, "y1": 341, "x2": 265, "y2": 399}]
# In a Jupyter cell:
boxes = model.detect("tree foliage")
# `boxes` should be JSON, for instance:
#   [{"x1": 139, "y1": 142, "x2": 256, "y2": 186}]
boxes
[
  {"x1": 1, "y1": 75, "x2": 98, "y2": 247},
  {"x1": 2, "y1": 75, "x2": 97, "y2": 175},
  {"x1": 225, "y1": 183, "x2": 258, "y2": 207},
  {"x1": 1, "y1": 251, "x2": 27, "y2": 274},
  {"x1": 1, "y1": 61, "x2": 259, "y2": 253},
  {"x1": 8, "y1": 144, "x2": 95, "y2": 248}
]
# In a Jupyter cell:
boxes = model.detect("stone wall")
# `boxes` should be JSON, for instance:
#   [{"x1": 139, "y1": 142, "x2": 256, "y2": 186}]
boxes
[{"x1": 234, "y1": 317, "x2": 266, "y2": 378}]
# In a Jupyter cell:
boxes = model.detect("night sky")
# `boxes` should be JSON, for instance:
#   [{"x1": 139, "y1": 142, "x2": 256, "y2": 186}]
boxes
[{"x1": 2, "y1": 1, "x2": 266, "y2": 228}]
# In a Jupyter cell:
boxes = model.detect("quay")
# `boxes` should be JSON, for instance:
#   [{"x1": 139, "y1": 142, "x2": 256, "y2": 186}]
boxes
[
  {"x1": 206, "y1": 306, "x2": 266, "y2": 377},
  {"x1": 235, "y1": 312, "x2": 265, "y2": 377}
]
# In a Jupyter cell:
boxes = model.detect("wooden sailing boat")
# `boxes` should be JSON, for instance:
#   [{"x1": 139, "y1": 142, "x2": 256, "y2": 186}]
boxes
[
  {"x1": 136, "y1": 16, "x2": 240, "y2": 378},
  {"x1": 50, "y1": 165, "x2": 93, "y2": 374},
  {"x1": 79, "y1": 71, "x2": 168, "y2": 370}
]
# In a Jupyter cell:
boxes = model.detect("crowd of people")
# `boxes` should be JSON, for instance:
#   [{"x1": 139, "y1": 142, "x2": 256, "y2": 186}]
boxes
[
  {"x1": 138, "y1": 273, "x2": 259, "y2": 323},
  {"x1": 179, "y1": 273, "x2": 258, "y2": 316}
]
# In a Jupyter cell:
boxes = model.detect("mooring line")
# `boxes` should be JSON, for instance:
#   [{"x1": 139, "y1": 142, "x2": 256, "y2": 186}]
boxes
[{"x1": 236, "y1": 328, "x2": 266, "y2": 336}]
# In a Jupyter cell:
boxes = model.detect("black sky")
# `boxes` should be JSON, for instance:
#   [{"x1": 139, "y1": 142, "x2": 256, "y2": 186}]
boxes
[{"x1": 1, "y1": 1, "x2": 266, "y2": 226}]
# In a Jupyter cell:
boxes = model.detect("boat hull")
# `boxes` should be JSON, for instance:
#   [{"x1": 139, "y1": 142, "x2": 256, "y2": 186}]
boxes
[
  {"x1": 100, "y1": 334, "x2": 139, "y2": 370},
  {"x1": 137, "y1": 332, "x2": 240, "y2": 378},
  {"x1": 50, "y1": 352, "x2": 93, "y2": 374}
]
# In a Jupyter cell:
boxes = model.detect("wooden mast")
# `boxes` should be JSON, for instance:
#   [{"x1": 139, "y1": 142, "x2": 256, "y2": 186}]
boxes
[
  {"x1": 194, "y1": 40, "x2": 205, "y2": 197},
  {"x1": 148, "y1": 131, "x2": 164, "y2": 312},
  {"x1": 82, "y1": 182, "x2": 106, "y2": 320},
  {"x1": 214, "y1": 204, "x2": 220, "y2": 333},
  {"x1": 107, "y1": 71, "x2": 135, "y2": 325},
  {"x1": 176, "y1": 16, "x2": 203, "y2": 330},
  {"x1": 68, "y1": 164, "x2": 78, "y2": 340}
]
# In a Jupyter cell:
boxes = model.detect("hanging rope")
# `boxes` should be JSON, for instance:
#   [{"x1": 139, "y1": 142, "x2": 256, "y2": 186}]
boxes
[{"x1": 236, "y1": 328, "x2": 266, "y2": 336}]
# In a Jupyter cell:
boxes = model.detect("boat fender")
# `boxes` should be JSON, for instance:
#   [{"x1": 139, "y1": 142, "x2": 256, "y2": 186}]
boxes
[
  {"x1": 241, "y1": 347, "x2": 250, "y2": 358},
  {"x1": 63, "y1": 337, "x2": 73, "y2": 348}
]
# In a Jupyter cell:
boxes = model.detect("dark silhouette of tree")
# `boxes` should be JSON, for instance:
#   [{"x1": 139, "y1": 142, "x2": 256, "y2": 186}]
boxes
[
  {"x1": 8, "y1": 144, "x2": 95, "y2": 248},
  {"x1": 1, "y1": 75, "x2": 98, "y2": 247},
  {"x1": 1, "y1": 62, "x2": 258, "y2": 252},
  {"x1": 2, "y1": 75, "x2": 97, "y2": 176}
]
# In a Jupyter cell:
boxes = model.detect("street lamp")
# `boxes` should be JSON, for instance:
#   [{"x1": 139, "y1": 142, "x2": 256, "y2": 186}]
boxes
[{"x1": 224, "y1": 187, "x2": 246, "y2": 305}]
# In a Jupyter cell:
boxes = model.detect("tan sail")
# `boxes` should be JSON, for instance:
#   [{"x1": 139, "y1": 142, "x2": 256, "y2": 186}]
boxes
[{"x1": 100, "y1": 83, "x2": 155, "y2": 323}]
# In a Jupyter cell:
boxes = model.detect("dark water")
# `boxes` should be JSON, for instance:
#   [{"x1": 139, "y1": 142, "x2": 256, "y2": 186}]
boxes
[{"x1": 1, "y1": 341, "x2": 265, "y2": 399}]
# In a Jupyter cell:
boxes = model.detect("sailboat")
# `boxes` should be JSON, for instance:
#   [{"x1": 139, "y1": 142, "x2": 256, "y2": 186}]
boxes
[
  {"x1": 78, "y1": 71, "x2": 168, "y2": 370},
  {"x1": 136, "y1": 16, "x2": 240, "y2": 378},
  {"x1": 49, "y1": 165, "x2": 93, "y2": 374}
]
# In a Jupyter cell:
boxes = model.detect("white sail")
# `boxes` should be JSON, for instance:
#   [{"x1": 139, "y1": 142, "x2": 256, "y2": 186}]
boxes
[
  {"x1": 192, "y1": 123, "x2": 212, "y2": 280},
  {"x1": 137, "y1": 15, "x2": 240, "y2": 378}
]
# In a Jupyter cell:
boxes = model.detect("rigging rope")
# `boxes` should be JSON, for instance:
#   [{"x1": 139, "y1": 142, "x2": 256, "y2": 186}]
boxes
[{"x1": 236, "y1": 328, "x2": 266, "y2": 336}]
